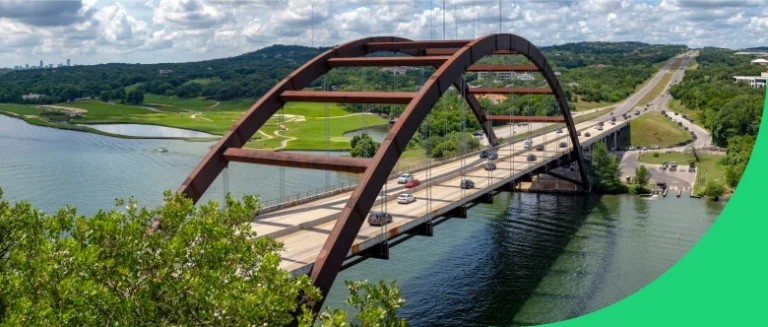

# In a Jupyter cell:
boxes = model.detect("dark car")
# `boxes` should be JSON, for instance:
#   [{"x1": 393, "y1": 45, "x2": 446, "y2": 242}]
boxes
[
  {"x1": 559, "y1": 142, "x2": 567, "y2": 148},
  {"x1": 556, "y1": 128, "x2": 563, "y2": 134},
  {"x1": 661, "y1": 110, "x2": 666, "y2": 115},
  {"x1": 526, "y1": 154, "x2": 537, "y2": 162},
  {"x1": 576, "y1": 130, "x2": 582, "y2": 136},
  {"x1": 585, "y1": 132, "x2": 591, "y2": 137},
  {"x1": 368, "y1": 211, "x2": 393, "y2": 226},
  {"x1": 656, "y1": 182, "x2": 668, "y2": 189},
  {"x1": 677, "y1": 122, "x2": 683, "y2": 126},
  {"x1": 611, "y1": 116, "x2": 616, "y2": 122},
  {"x1": 535, "y1": 144, "x2": 545, "y2": 151},
  {"x1": 487, "y1": 152, "x2": 498, "y2": 160},
  {"x1": 484, "y1": 162, "x2": 497, "y2": 171},
  {"x1": 472, "y1": 131, "x2": 483, "y2": 136},
  {"x1": 479, "y1": 150, "x2": 489, "y2": 158},
  {"x1": 460, "y1": 179, "x2": 475, "y2": 189},
  {"x1": 684, "y1": 126, "x2": 689, "y2": 131}
]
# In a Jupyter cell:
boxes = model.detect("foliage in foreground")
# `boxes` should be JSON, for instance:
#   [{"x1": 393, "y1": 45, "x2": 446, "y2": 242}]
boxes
[
  {"x1": 628, "y1": 165, "x2": 652, "y2": 194},
  {"x1": 0, "y1": 187, "x2": 406, "y2": 326},
  {"x1": 350, "y1": 133, "x2": 380, "y2": 158},
  {"x1": 589, "y1": 142, "x2": 628, "y2": 194},
  {"x1": 703, "y1": 180, "x2": 726, "y2": 201}
]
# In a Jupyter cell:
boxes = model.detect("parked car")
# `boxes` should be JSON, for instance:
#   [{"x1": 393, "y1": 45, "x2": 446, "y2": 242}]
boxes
[
  {"x1": 628, "y1": 146, "x2": 636, "y2": 151},
  {"x1": 527, "y1": 154, "x2": 537, "y2": 162},
  {"x1": 689, "y1": 162, "x2": 696, "y2": 172},
  {"x1": 684, "y1": 126, "x2": 689, "y2": 131},
  {"x1": 397, "y1": 193, "x2": 416, "y2": 204},
  {"x1": 656, "y1": 181, "x2": 668, "y2": 189},
  {"x1": 472, "y1": 131, "x2": 483, "y2": 137},
  {"x1": 397, "y1": 173, "x2": 414, "y2": 184},
  {"x1": 487, "y1": 152, "x2": 498, "y2": 160},
  {"x1": 460, "y1": 179, "x2": 475, "y2": 189},
  {"x1": 368, "y1": 211, "x2": 393, "y2": 226},
  {"x1": 484, "y1": 161, "x2": 497, "y2": 171},
  {"x1": 642, "y1": 146, "x2": 648, "y2": 151},
  {"x1": 661, "y1": 110, "x2": 666, "y2": 115},
  {"x1": 559, "y1": 142, "x2": 567, "y2": 148},
  {"x1": 635, "y1": 110, "x2": 640, "y2": 115},
  {"x1": 677, "y1": 122, "x2": 683, "y2": 126},
  {"x1": 670, "y1": 161, "x2": 678, "y2": 171},
  {"x1": 585, "y1": 132, "x2": 592, "y2": 137},
  {"x1": 405, "y1": 179, "x2": 421, "y2": 188},
  {"x1": 650, "y1": 145, "x2": 660, "y2": 150},
  {"x1": 661, "y1": 161, "x2": 668, "y2": 170},
  {"x1": 674, "y1": 112, "x2": 679, "y2": 116},
  {"x1": 535, "y1": 144, "x2": 545, "y2": 151}
]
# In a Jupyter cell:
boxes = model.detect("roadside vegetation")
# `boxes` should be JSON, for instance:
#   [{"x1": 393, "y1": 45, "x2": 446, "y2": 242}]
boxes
[
  {"x1": 589, "y1": 142, "x2": 627, "y2": 193},
  {"x1": 629, "y1": 111, "x2": 692, "y2": 147},
  {"x1": 668, "y1": 49, "x2": 765, "y2": 187},
  {"x1": 667, "y1": 98, "x2": 702, "y2": 127},
  {"x1": 635, "y1": 72, "x2": 673, "y2": 107},
  {"x1": 0, "y1": 187, "x2": 407, "y2": 326}
]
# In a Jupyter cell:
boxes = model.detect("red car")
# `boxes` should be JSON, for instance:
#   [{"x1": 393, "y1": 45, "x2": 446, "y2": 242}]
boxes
[{"x1": 405, "y1": 179, "x2": 421, "y2": 188}]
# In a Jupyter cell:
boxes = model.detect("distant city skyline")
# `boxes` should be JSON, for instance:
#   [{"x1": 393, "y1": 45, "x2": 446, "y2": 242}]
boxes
[{"x1": 1, "y1": 0, "x2": 767, "y2": 67}]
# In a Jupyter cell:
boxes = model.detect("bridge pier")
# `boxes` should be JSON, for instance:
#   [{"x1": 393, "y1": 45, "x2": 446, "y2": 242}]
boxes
[
  {"x1": 479, "y1": 192, "x2": 494, "y2": 204},
  {"x1": 415, "y1": 220, "x2": 434, "y2": 236},
  {"x1": 369, "y1": 241, "x2": 390, "y2": 260},
  {"x1": 448, "y1": 205, "x2": 469, "y2": 219}
]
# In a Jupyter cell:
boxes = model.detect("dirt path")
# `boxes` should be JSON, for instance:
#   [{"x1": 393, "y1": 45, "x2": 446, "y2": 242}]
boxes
[
  {"x1": 208, "y1": 101, "x2": 221, "y2": 109},
  {"x1": 189, "y1": 112, "x2": 212, "y2": 121},
  {"x1": 274, "y1": 123, "x2": 297, "y2": 150},
  {"x1": 38, "y1": 105, "x2": 87, "y2": 113}
]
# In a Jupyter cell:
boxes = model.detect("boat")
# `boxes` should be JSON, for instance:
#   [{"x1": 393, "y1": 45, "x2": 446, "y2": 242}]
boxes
[{"x1": 157, "y1": 147, "x2": 169, "y2": 153}]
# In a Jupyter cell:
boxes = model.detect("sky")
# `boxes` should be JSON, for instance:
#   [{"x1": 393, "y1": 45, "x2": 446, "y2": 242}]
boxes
[{"x1": 1, "y1": 0, "x2": 767, "y2": 67}]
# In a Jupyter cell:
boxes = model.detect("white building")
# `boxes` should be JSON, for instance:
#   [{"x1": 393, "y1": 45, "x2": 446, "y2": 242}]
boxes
[
  {"x1": 750, "y1": 58, "x2": 768, "y2": 66},
  {"x1": 732, "y1": 72, "x2": 768, "y2": 88}
]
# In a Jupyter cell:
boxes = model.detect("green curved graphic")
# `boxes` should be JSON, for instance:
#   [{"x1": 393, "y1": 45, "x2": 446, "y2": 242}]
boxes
[{"x1": 550, "y1": 87, "x2": 768, "y2": 325}]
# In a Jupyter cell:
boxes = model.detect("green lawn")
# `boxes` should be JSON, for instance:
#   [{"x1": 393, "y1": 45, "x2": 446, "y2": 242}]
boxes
[
  {"x1": 255, "y1": 114, "x2": 387, "y2": 150},
  {"x1": 635, "y1": 72, "x2": 673, "y2": 108},
  {"x1": 629, "y1": 111, "x2": 692, "y2": 148},
  {"x1": 281, "y1": 102, "x2": 350, "y2": 117},
  {"x1": 143, "y1": 94, "x2": 216, "y2": 110},
  {"x1": 638, "y1": 152, "x2": 726, "y2": 194},
  {"x1": 667, "y1": 99, "x2": 703, "y2": 127},
  {"x1": 686, "y1": 57, "x2": 699, "y2": 70}
]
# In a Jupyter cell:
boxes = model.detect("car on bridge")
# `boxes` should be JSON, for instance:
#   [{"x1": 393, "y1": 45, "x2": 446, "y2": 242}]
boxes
[
  {"x1": 405, "y1": 179, "x2": 421, "y2": 188},
  {"x1": 397, "y1": 173, "x2": 414, "y2": 184},
  {"x1": 460, "y1": 179, "x2": 475, "y2": 189},
  {"x1": 397, "y1": 193, "x2": 416, "y2": 204},
  {"x1": 480, "y1": 149, "x2": 497, "y2": 159},
  {"x1": 556, "y1": 128, "x2": 563, "y2": 134},
  {"x1": 535, "y1": 144, "x2": 545, "y2": 151},
  {"x1": 576, "y1": 130, "x2": 581, "y2": 136},
  {"x1": 527, "y1": 154, "x2": 537, "y2": 162},
  {"x1": 559, "y1": 142, "x2": 568, "y2": 148},
  {"x1": 597, "y1": 125, "x2": 604, "y2": 131},
  {"x1": 585, "y1": 132, "x2": 591, "y2": 137},
  {"x1": 484, "y1": 162, "x2": 497, "y2": 171},
  {"x1": 368, "y1": 211, "x2": 393, "y2": 226},
  {"x1": 487, "y1": 152, "x2": 499, "y2": 160}
]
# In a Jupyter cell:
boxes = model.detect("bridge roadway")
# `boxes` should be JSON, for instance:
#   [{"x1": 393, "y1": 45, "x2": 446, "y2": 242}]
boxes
[{"x1": 253, "y1": 54, "x2": 690, "y2": 276}]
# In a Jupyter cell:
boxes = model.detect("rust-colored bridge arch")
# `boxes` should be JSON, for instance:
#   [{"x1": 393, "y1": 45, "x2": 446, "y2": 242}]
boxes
[{"x1": 177, "y1": 33, "x2": 589, "y2": 308}]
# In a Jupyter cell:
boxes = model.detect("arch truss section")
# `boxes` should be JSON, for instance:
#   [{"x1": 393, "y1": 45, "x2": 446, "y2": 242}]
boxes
[{"x1": 177, "y1": 34, "x2": 590, "y2": 309}]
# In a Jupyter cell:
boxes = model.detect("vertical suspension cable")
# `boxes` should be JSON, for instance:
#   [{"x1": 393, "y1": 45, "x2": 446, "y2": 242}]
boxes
[
  {"x1": 430, "y1": 0, "x2": 434, "y2": 40},
  {"x1": 499, "y1": 0, "x2": 502, "y2": 33},
  {"x1": 454, "y1": 0, "x2": 458, "y2": 40},
  {"x1": 442, "y1": 0, "x2": 446, "y2": 41},
  {"x1": 222, "y1": 165, "x2": 229, "y2": 207}
]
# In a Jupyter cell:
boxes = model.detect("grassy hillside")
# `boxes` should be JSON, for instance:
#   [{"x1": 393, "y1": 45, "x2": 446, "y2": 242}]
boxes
[{"x1": 629, "y1": 111, "x2": 692, "y2": 147}]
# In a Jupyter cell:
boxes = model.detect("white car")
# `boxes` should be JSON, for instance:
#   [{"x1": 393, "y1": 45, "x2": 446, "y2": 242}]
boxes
[
  {"x1": 397, "y1": 173, "x2": 414, "y2": 184},
  {"x1": 397, "y1": 193, "x2": 416, "y2": 204}
]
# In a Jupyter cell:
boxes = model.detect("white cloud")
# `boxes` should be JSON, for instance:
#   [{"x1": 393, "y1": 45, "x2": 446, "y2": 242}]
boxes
[{"x1": 1, "y1": 0, "x2": 768, "y2": 66}]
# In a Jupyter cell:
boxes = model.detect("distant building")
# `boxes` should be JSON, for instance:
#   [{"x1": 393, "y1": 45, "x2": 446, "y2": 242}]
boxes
[
  {"x1": 732, "y1": 72, "x2": 768, "y2": 88},
  {"x1": 735, "y1": 51, "x2": 768, "y2": 57},
  {"x1": 159, "y1": 69, "x2": 173, "y2": 76},
  {"x1": 477, "y1": 71, "x2": 515, "y2": 82},
  {"x1": 380, "y1": 66, "x2": 409, "y2": 75},
  {"x1": 40, "y1": 60, "x2": 43, "y2": 68},
  {"x1": 67, "y1": 59, "x2": 70, "y2": 66},
  {"x1": 554, "y1": 71, "x2": 562, "y2": 76},
  {"x1": 567, "y1": 82, "x2": 580, "y2": 87},
  {"x1": 22, "y1": 93, "x2": 43, "y2": 100},
  {"x1": 751, "y1": 58, "x2": 768, "y2": 66},
  {"x1": 516, "y1": 72, "x2": 535, "y2": 81},
  {"x1": 478, "y1": 94, "x2": 507, "y2": 105},
  {"x1": 48, "y1": 64, "x2": 53, "y2": 68},
  {"x1": 57, "y1": 63, "x2": 63, "y2": 67},
  {"x1": 25, "y1": 64, "x2": 28, "y2": 69}
]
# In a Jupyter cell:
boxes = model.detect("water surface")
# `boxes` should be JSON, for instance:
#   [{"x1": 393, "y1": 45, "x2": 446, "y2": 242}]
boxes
[{"x1": 79, "y1": 123, "x2": 217, "y2": 138}]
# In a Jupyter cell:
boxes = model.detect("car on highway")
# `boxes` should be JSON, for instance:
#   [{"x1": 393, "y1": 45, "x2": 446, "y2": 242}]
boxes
[
  {"x1": 460, "y1": 179, "x2": 475, "y2": 189},
  {"x1": 661, "y1": 161, "x2": 668, "y2": 170},
  {"x1": 405, "y1": 179, "x2": 421, "y2": 188},
  {"x1": 610, "y1": 120, "x2": 616, "y2": 125},
  {"x1": 559, "y1": 142, "x2": 567, "y2": 148},
  {"x1": 397, "y1": 193, "x2": 416, "y2": 204},
  {"x1": 527, "y1": 154, "x2": 537, "y2": 162},
  {"x1": 556, "y1": 128, "x2": 563, "y2": 134},
  {"x1": 487, "y1": 152, "x2": 498, "y2": 160},
  {"x1": 597, "y1": 125, "x2": 604, "y2": 130},
  {"x1": 677, "y1": 122, "x2": 683, "y2": 126},
  {"x1": 397, "y1": 173, "x2": 414, "y2": 184},
  {"x1": 535, "y1": 144, "x2": 545, "y2": 151},
  {"x1": 585, "y1": 132, "x2": 591, "y2": 137},
  {"x1": 484, "y1": 161, "x2": 497, "y2": 171},
  {"x1": 635, "y1": 110, "x2": 640, "y2": 115},
  {"x1": 368, "y1": 211, "x2": 393, "y2": 226}
]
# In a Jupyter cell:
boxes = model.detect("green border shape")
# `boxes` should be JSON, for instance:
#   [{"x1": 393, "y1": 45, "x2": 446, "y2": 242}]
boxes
[{"x1": 547, "y1": 87, "x2": 768, "y2": 325}]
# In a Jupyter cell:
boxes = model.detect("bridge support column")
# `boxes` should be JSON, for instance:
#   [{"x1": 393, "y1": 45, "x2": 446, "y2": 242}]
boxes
[
  {"x1": 448, "y1": 205, "x2": 468, "y2": 219},
  {"x1": 369, "y1": 241, "x2": 390, "y2": 260},
  {"x1": 415, "y1": 220, "x2": 434, "y2": 236},
  {"x1": 613, "y1": 132, "x2": 618, "y2": 149},
  {"x1": 479, "y1": 192, "x2": 494, "y2": 204}
]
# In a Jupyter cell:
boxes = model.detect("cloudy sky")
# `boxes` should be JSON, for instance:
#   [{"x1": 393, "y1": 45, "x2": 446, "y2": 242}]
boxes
[{"x1": 1, "y1": 0, "x2": 767, "y2": 67}]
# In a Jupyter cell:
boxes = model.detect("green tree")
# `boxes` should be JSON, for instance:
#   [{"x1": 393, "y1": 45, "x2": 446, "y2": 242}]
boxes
[
  {"x1": 112, "y1": 88, "x2": 126, "y2": 103},
  {"x1": 0, "y1": 187, "x2": 406, "y2": 326},
  {"x1": 589, "y1": 142, "x2": 627, "y2": 193},
  {"x1": 634, "y1": 165, "x2": 651, "y2": 187},
  {"x1": 318, "y1": 280, "x2": 408, "y2": 327},
  {"x1": 350, "y1": 134, "x2": 380, "y2": 158},
  {"x1": 125, "y1": 89, "x2": 144, "y2": 105},
  {"x1": 99, "y1": 90, "x2": 112, "y2": 102},
  {"x1": 703, "y1": 180, "x2": 725, "y2": 200}
]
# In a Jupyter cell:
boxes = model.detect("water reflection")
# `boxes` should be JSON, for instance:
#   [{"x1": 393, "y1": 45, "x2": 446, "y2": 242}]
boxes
[{"x1": 80, "y1": 123, "x2": 217, "y2": 138}]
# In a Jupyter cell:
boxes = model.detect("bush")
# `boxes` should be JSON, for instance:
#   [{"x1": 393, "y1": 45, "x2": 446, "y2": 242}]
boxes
[
  {"x1": 703, "y1": 180, "x2": 726, "y2": 200},
  {"x1": 653, "y1": 152, "x2": 660, "y2": 158}
]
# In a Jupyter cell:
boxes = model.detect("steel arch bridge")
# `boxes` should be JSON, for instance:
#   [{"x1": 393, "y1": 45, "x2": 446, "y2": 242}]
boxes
[{"x1": 178, "y1": 33, "x2": 589, "y2": 308}]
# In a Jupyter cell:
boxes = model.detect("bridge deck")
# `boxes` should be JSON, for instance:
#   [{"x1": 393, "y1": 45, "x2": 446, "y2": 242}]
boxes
[{"x1": 249, "y1": 119, "x2": 628, "y2": 276}]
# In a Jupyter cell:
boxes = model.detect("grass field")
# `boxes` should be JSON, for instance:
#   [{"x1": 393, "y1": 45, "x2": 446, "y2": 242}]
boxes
[
  {"x1": 668, "y1": 58, "x2": 684, "y2": 71},
  {"x1": 667, "y1": 99, "x2": 703, "y2": 127},
  {"x1": 574, "y1": 100, "x2": 611, "y2": 111},
  {"x1": 638, "y1": 152, "x2": 726, "y2": 194},
  {"x1": 629, "y1": 111, "x2": 692, "y2": 147},
  {"x1": 686, "y1": 56, "x2": 699, "y2": 70},
  {"x1": 246, "y1": 114, "x2": 387, "y2": 150},
  {"x1": 635, "y1": 72, "x2": 673, "y2": 108}
]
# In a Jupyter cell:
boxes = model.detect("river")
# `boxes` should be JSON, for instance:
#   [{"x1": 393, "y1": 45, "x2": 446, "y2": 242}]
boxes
[{"x1": 0, "y1": 115, "x2": 723, "y2": 325}]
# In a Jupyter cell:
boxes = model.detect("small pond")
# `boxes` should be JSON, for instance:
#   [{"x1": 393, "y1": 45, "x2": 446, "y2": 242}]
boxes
[{"x1": 81, "y1": 124, "x2": 217, "y2": 138}]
